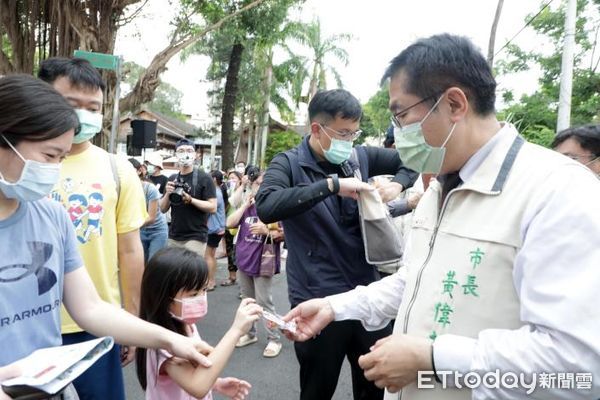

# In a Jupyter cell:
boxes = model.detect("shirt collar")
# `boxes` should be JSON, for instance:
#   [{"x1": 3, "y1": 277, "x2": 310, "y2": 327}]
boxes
[{"x1": 459, "y1": 123, "x2": 518, "y2": 183}]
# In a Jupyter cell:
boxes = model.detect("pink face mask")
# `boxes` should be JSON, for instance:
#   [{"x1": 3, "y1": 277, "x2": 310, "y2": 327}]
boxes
[{"x1": 171, "y1": 293, "x2": 208, "y2": 324}]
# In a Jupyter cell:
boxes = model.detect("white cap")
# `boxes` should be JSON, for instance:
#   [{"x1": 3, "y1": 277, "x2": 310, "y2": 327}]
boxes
[{"x1": 145, "y1": 152, "x2": 164, "y2": 169}]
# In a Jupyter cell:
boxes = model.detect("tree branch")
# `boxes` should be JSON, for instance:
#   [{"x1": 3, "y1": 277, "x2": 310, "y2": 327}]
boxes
[
  {"x1": 117, "y1": 0, "x2": 149, "y2": 28},
  {"x1": 119, "y1": 0, "x2": 265, "y2": 113}
]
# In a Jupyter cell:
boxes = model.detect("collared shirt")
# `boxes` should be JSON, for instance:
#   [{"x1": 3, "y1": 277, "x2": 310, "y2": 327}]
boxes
[{"x1": 328, "y1": 124, "x2": 600, "y2": 399}]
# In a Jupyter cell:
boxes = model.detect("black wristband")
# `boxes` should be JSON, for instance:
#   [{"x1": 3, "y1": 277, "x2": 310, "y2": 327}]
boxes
[
  {"x1": 431, "y1": 344, "x2": 442, "y2": 383},
  {"x1": 328, "y1": 174, "x2": 340, "y2": 194}
]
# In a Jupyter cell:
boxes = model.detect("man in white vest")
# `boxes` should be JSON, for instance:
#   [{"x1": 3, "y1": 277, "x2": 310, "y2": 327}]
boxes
[{"x1": 282, "y1": 34, "x2": 600, "y2": 399}]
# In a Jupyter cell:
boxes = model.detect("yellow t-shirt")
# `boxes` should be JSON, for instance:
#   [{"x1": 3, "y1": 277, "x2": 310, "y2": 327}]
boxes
[{"x1": 51, "y1": 145, "x2": 147, "y2": 334}]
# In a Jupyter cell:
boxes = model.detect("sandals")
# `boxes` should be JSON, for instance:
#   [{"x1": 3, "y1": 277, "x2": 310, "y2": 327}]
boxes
[
  {"x1": 262, "y1": 341, "x2": 282, "y2": 358},
  {"x1": 236, "y1": 334, "x2": 258, "y2": 348},
  {"x1": 220, "y1": 278, "x2": 236, "y2": 286}
]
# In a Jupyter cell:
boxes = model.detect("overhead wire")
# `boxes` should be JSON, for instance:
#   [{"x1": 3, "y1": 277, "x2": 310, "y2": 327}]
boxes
[{"x1": 494, "y1": 0, "x2": 556, "y2": 58}]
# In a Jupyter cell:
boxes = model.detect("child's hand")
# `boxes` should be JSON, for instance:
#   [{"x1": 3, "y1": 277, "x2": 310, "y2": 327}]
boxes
[
  {"x1": 214, "y1": 377, "x2": 251, "y2": 400},
  {"x1": 231, "y1": 298, "x2": 262, "y2": 336}
]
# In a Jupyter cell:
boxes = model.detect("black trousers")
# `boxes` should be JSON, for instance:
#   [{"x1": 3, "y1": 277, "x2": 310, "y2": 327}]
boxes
[
  {"x1": 224, "y1": 229, "x2": 237, "y2": 272},
  {"x1": 293, "y1": 319, "x2": 392, "y2": 400}
]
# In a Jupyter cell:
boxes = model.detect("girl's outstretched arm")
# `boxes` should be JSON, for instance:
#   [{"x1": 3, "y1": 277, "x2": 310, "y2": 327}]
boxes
[
  {"x1": 63, "y1": 267, "x2": 213, "y2": 367},
  {"x1": 163, "y1": 298, "x2": 262, "y2": 399}
]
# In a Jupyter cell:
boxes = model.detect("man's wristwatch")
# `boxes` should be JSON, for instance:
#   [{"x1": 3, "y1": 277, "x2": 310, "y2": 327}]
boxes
[{"x1": 327, "y1": 174, "x2": 340, "y2": 194}]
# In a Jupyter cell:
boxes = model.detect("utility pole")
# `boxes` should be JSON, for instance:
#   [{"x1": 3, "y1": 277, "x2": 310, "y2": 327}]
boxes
[
  {"x1": 556, "y1": 0, "x2": 577, "y2": 132},
  {"x1": 487, "y1": 0, "x2": 504, "y2": 68}
]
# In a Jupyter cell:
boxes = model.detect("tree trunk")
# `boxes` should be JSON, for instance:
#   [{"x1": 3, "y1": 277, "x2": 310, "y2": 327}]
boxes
[
  {"x1": 220, "y1": 42, "x2": 245, "y2": 170},
  {"x1": 487, "y1": 0, "x2": 504, "y2": 67},
  {"x1": 308, "y1": 60, "x2": 319, "y2": 103},
  {"x1": 118, "y1": 0, "x2": 265, "y2": 115},
  {"x1": 248, "y1": 107, "x2": 257, "y2": 165},
  {"x1": 0, "y1": 0, "x2": 265, "y2": 150}
]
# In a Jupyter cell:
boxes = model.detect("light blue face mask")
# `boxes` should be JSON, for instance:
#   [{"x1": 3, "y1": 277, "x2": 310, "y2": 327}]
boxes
[
  {"x1": 0, "y1": 135, "x2": 61, "y2": 202},
  {"x1": 318, "y1": 127, "x2": 354, "y2": 165},
  {"x1": 73, "y1": 109, "x2": 103, "y2": 144},
  {"x1": 394, "y1": 95, "x2": 456, "y2": 174}
]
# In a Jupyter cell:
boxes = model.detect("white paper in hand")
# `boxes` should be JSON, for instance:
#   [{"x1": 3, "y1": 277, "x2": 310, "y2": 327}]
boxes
[{"x1": 262, "y1": 311, "x2": 297, "y2": 333}]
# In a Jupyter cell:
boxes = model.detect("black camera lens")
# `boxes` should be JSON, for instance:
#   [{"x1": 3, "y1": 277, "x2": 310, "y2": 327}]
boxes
[{"x1": 169, "y1": 187, "x2": 185, "y2": 205}]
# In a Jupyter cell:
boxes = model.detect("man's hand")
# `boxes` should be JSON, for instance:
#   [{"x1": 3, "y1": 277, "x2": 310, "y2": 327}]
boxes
[
  {"x1": 271, "y1": 229, "x2": 284, "y2": 242},
  {"x1": 165, "y1": 181, "x2": 175, "y2": 195},
  {"x1": 166, "y1": 333, "x2": 214, "y2": 368},
  {"x1": 338, "y1": 178, "x2": 374, "y2": 200},
  {"x1": 407, "y1": 192, "x2": 423, "y2": 210},
  {"x1": 120, "y1": 345, "x2": 136, "y2": 367},
  {"x1": 378, "y1": 182, "x2": 403, "y2": 203},
  {"x1": 281, "y1": 298, "x2": 335, "y2": 341},
  {"x1": 358, "y1": 334, "x2": 432, "y2": 392},
  {"x1": 182, "y1": 192, "x2": 193, "y2": 205}
]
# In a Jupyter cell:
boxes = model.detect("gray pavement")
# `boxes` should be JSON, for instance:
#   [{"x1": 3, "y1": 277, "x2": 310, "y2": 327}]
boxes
[{"x1": 123, "y1": 258, "x2": 354, "y2": 399}]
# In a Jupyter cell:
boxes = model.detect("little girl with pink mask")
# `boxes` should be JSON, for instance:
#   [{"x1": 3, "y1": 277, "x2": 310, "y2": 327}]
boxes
[{"x1": 136, "y1": 247, "x2": 261, "y2": 400}]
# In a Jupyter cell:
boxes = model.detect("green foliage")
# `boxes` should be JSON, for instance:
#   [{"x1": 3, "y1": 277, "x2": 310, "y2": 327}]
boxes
[
  {"x1": 496, "y1": 0, "x2": 600, "y2": 139},
  {"x1": 264, "y1": 130, "x2": 302, "y2": 164},
  {"x1": 520, "y1": 124, "x2": 557, "y2": 148},
  {"x1": 362, "y1": 87, "x2": 391, "y2": 141},
  {"x1": 288, "y1": 18, "x2": 351, "y2": 99}
]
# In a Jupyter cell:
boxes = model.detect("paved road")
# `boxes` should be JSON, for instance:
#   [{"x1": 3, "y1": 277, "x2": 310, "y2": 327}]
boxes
[{"x1": 123, "y1": 258, "x2": 354, "y2": 400}]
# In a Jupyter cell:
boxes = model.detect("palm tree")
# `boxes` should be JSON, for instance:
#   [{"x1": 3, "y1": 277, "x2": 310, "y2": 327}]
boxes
[{"x1": 290, "y1": 18, "x2": 351, "y2": 102}]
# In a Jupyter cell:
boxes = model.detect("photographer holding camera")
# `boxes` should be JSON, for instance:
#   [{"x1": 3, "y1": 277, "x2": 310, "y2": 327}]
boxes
[
  {"x1": 229, "y1": 164, "x2": 261, "y2": 209},
  {"x1": 160, "y1": 139, "x2": 217, "y2": 257}
]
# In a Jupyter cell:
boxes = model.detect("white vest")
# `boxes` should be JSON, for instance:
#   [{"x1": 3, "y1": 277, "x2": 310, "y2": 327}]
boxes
[{"x1": 386, "y1": 131, "x2": 570, "y2": 400}]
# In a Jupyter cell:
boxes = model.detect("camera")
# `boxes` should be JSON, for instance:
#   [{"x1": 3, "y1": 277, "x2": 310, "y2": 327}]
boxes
[
  {"x1": 246, "y1": 165, "x2": 261, "y2": 183},
  {"x1": 169, "y1": 179, "x2": 192, "y2": 205}
]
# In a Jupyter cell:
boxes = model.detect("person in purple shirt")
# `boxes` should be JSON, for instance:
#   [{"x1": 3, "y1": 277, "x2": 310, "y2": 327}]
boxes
[{"x1": 226, "y1": 171, "x2": 284, "y2": 358}]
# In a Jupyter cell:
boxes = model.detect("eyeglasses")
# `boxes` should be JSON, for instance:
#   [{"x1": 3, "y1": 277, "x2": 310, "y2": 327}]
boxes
[
  {"x1": 319, "y1": 124, "x2": 362, "y2": 141},
  {"x1": 391, "y1": 93, "x2": 441, "y2": 129},
  {"x1": 176, "y1": 148, "x2": 195, "y2": 154}
]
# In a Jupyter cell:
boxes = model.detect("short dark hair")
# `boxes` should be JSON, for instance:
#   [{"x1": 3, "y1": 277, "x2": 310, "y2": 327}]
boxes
[
  {"x1": 175, "y1": 138, "x2": 195, "y2": 149},
  {"x1": 552, "y1": 125, "x2": 600, "y2": 157},
  {"x1": 0, "y1": 74, "x2": 80, "y2": 148},
  {"x1": 383, "y1": 124, "x2": 395, "y2": 148},
  {"x1": 308, "y1": 89, "x2": 362, "y2": 123},
  {"x1": 210, "y1": 169, "x2": 224, "y2": 184},
  {"x1": 381, "y1": 34, "x2": 496, "y2": 116},
  {"x1": 38, "y1": 57, "x2": 106, "y2": 91}
]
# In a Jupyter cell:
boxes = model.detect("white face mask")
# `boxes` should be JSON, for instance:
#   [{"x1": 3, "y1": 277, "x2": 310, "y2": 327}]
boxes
[
  {"x1": 0, "y1": 135, "x2": 61, "y2": 202},
  {"x1": 177, "y1": 152, "x2": 195, "y2": 167}
]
